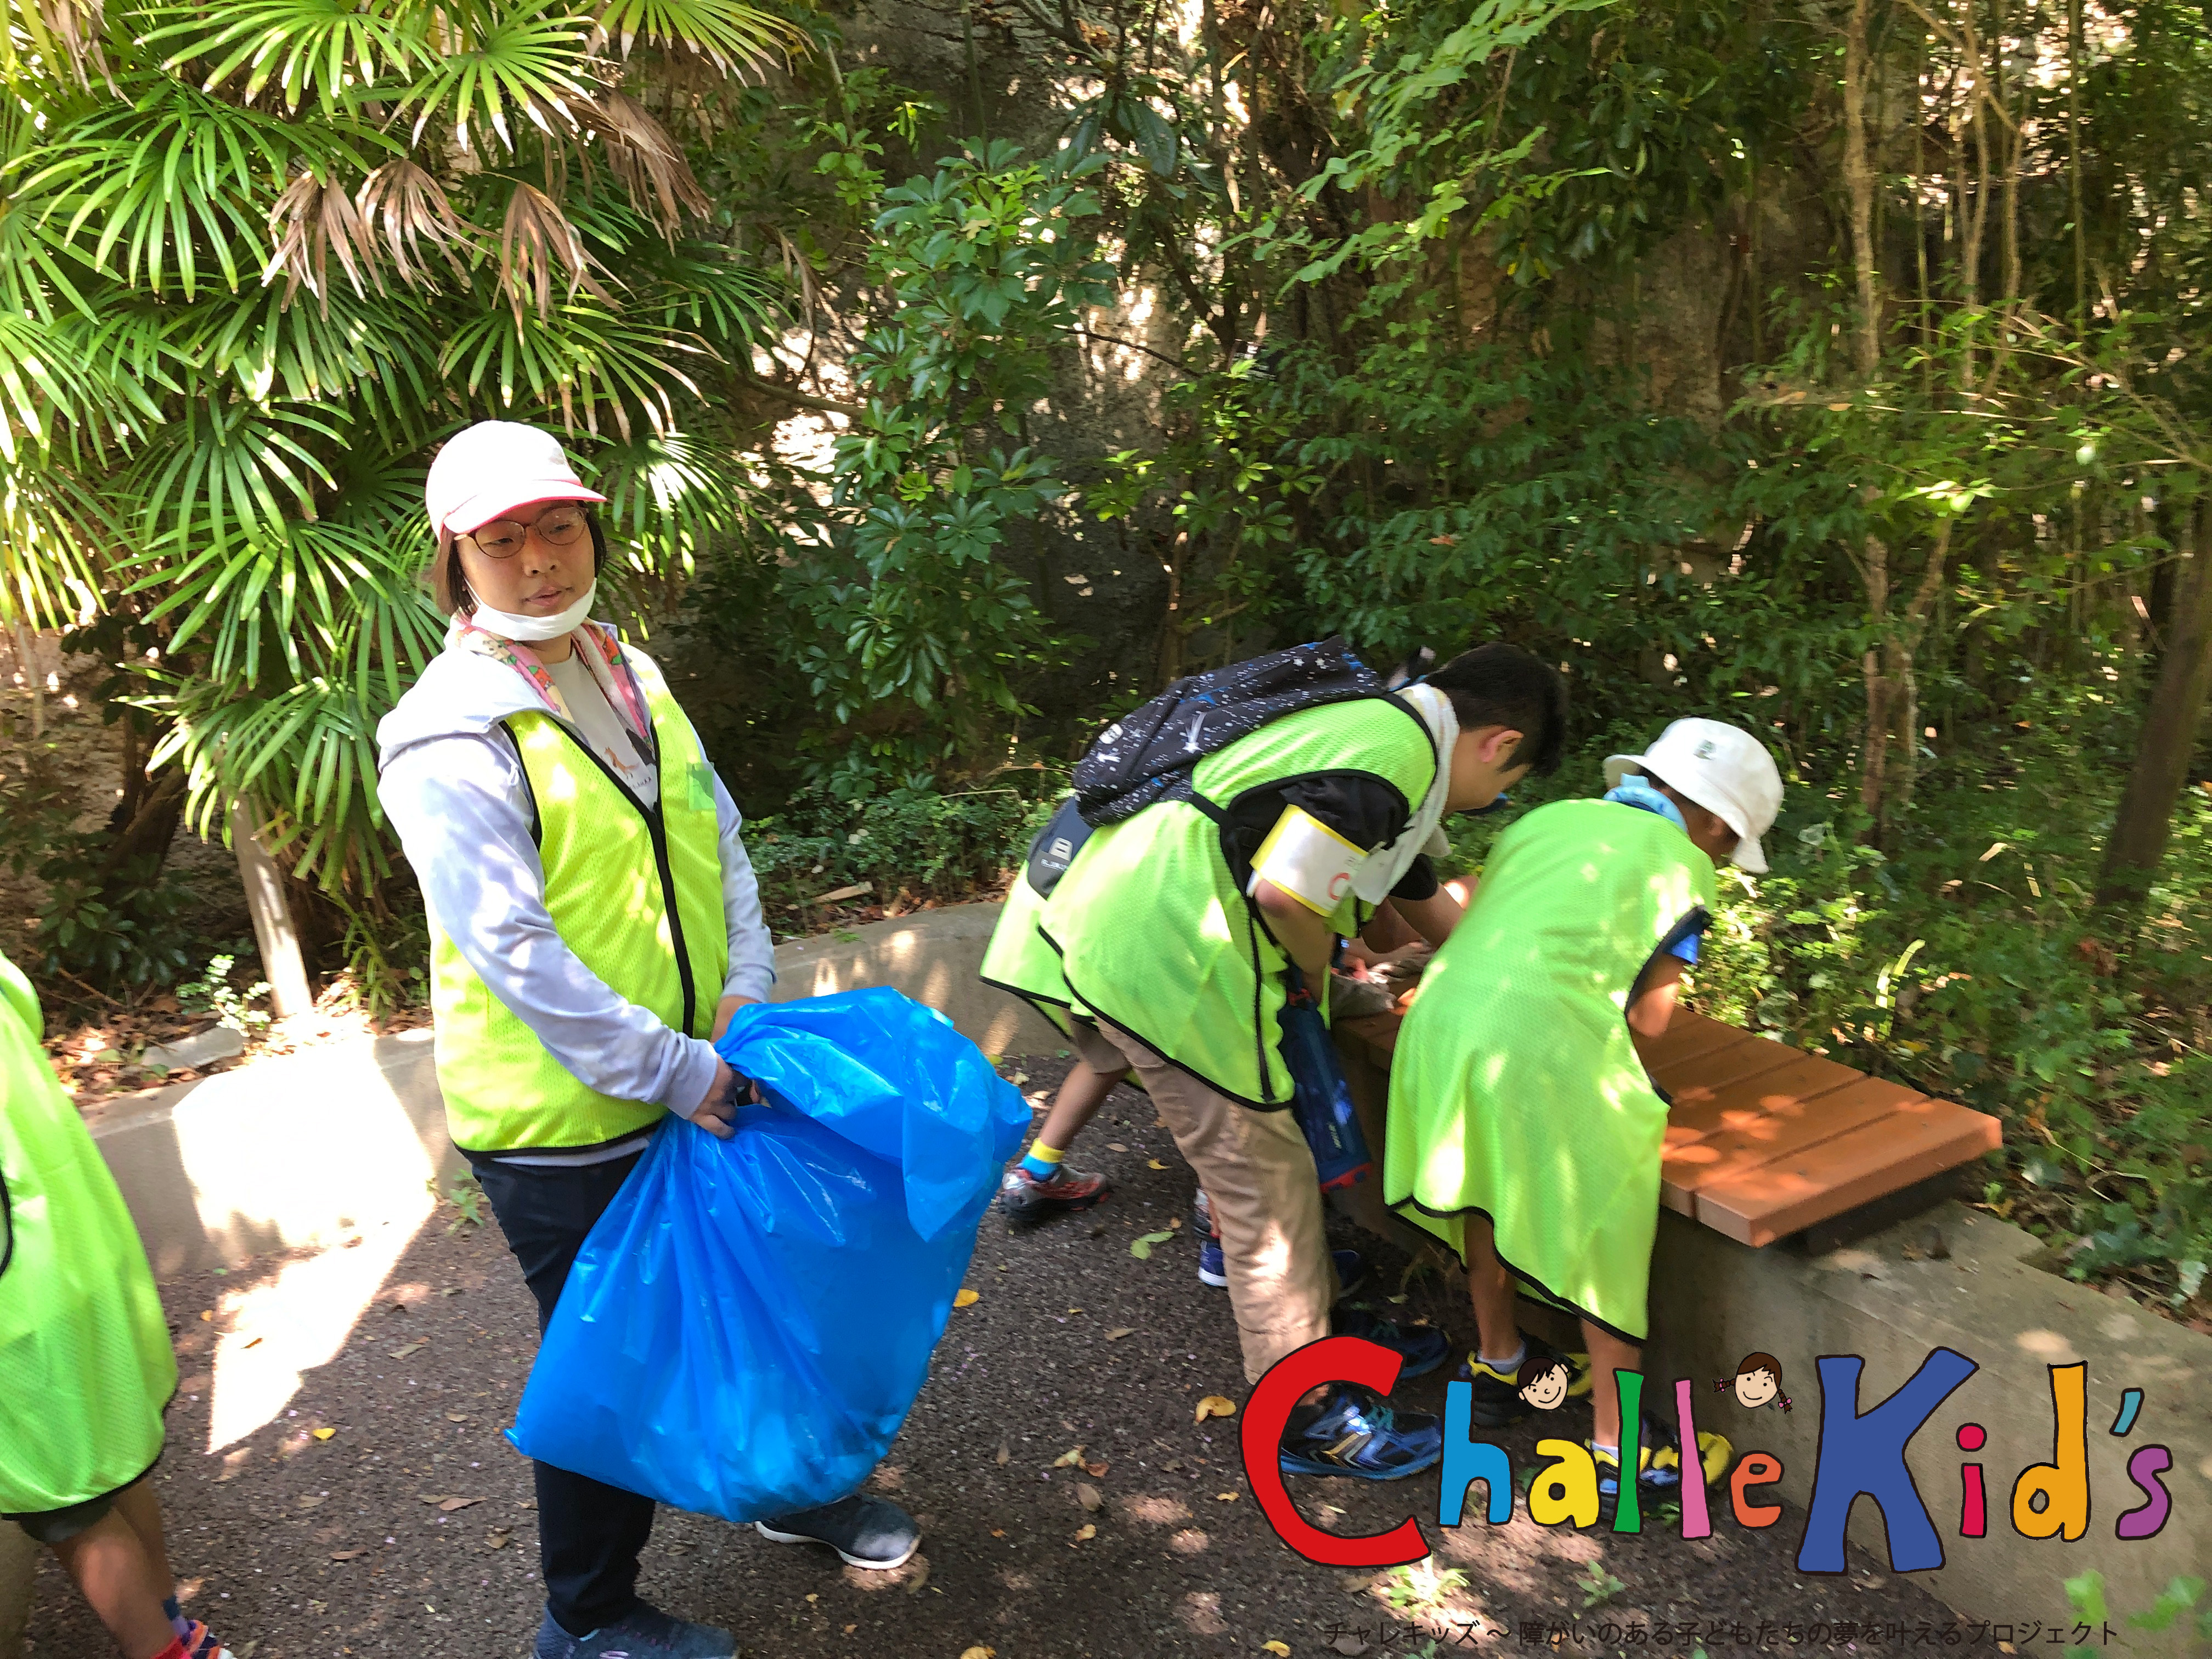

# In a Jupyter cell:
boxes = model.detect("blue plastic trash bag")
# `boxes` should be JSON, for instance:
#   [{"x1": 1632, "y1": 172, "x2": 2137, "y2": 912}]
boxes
[{"x1": 507, "y1": 988, "x2": 1028, "y2": 1522}]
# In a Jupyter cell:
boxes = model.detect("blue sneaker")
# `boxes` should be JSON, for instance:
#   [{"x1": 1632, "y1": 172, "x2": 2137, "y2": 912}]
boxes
[
  {"x1": 1279, "y1": 1384, "x2": 1444, "y2": 1480},
  {"x1": 533, "y1": 1604, "x2": 735, "y2": 1658},
  {"x1": 1331, "y1": 1305, "x2": 1449, "y2": 1379}
]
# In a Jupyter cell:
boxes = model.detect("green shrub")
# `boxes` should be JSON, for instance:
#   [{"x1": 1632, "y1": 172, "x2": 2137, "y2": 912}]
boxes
[{"x1": 746, "y1": 783, "x2": 1052, "y2": 920}]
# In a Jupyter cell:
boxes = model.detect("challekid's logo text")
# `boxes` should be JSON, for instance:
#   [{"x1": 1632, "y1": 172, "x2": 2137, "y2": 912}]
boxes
[{"x1": 1235, "y1": 1338, "x2": 2177, "y2": 1572}]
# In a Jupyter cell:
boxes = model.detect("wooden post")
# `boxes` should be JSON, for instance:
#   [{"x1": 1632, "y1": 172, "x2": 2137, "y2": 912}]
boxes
[{"x1": 228, "y1": 799, "x2": 315, "y2": 1018}]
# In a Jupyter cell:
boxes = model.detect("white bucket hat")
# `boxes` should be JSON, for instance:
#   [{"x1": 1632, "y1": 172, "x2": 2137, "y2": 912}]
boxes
[
  {"x1": 425, "y1": 421, "x2": 605, "y2": 537},
  {"x1": 1604, "y1": 719, "x2": 1784, "y2": 873}
]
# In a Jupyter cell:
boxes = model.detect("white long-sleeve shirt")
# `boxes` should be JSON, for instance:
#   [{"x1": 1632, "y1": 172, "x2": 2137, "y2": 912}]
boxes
[{"x1": 376, "y1": 631, "x2": 774, "y2": 1158}]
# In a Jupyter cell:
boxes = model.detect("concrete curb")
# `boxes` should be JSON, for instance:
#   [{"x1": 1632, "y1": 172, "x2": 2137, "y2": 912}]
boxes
[{"x1": 85, "y1": 901, "x2": 1054, "y2": 1278}]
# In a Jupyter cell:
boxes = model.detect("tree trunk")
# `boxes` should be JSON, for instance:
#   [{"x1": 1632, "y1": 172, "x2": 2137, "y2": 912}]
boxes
[
  {"x1": 1841, "y1": 0, "x2": 1881, "y2": 376},
  {"x1": 2100, "y1": 505, "x2": 2212, "y2": 904}
]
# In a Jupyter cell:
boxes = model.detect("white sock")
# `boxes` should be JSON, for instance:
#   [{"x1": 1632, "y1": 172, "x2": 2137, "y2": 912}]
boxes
[
  {"x1": 1590, "y1": 1442, "x2": 1620, "y2": 1459},
  {"x1": 1479, "y1": 1341, "x2": 1527, "y2": 1373}
]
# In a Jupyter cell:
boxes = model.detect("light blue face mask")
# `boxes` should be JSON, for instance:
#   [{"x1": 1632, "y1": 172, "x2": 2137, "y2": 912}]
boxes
[{"x1": 1604, "y1": 777, "x2": 1688, "y2": 834}]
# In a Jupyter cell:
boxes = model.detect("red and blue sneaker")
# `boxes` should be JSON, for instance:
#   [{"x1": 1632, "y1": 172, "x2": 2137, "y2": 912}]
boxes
[{"x1": 998, "y1": 1163, "x2": 1111, "y2": 1222}]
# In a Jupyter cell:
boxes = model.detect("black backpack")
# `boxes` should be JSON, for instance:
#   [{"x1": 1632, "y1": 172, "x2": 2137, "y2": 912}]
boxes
[
  {"x1": 1072, "y1": 636, "x2": 1386, "y2": 827},
  {"x1": 1022, "y1": 636, "x2": 1390, "y2": 899}
]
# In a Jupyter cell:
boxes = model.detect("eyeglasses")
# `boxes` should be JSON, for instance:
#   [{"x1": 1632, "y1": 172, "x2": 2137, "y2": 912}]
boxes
[{"x1": 462, "y1": 506, "x2": 590, "y2": 559}]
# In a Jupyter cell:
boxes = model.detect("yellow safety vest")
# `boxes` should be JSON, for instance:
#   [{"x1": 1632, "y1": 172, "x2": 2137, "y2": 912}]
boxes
[{"x1": 430, "y1": 654, "x2": 729, "y2": 1153}]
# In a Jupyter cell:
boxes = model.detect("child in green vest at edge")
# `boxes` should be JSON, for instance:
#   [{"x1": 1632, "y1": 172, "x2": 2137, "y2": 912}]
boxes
[
  {"x1": 0, "y1": 953, "x2": 237, "y2": 1659},
  {"x1": 983, "y1": 644, "x2": 1567, "y2": 1482},
  {"x1": 1385, "y1": 718, "x2": 1782, "y2": 1517}
]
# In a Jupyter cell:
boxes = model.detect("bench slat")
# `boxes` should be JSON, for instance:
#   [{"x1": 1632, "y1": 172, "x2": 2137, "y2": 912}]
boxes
[
  {"x1": 1663, "y1": 1074, "x2": 1931, "y2": 1204},
  {"x1": 1660, "y1": 1051, "x2": 1872, "y2": 1145},
  {"x1": 1690, "y1": 1095, "x2": 2002, "y2": 1246}
]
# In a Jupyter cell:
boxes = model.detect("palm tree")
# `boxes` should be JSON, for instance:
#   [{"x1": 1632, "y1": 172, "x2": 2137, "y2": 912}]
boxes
[{"x1": 0, "y1": 0, "x2": 800, "y2": 985}]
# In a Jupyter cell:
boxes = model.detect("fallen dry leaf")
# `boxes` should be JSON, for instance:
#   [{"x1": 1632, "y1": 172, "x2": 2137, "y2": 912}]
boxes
[
  {"x1": 1083, "y1": 1459, "x2": 1109, "y2": 1478},
  {"x1": 1216, "y1": 1491, "x2": 1238, "y2": 1502},
  {"x1": 994, "y1": 1441, "x2": 1010, "y2": 1466},
  {"x1": 388, "y1": 1339, "x2": 427, "y2": 1360},
  {"x1": 989, "y1": 1528, "x2": 1006, "y2": 1538},
  {"x1": 444, "y1": 1413, "x2": 469, "y2": 1423},
  {"x1": 310, "y1": 1427, "x2": 336, "y2": 1441},
  {"x1": 1105, "y1": 1327, "x2": 1135, "y2": 1341},
  {"x1": 487, "y1": 1530, "x2": 512, "y2": 1550},
  {"x1": 1195, "y1": 1395, "x2": 1237, "y2": 1423},
  {"x1": 200, "y1": 1310, "x2": 213, "y2": 1322},
  {"x1": 242, "y1": 1336, "x2": 263, "y2": 1349},
  {"x1": 419, "y1": 1494, "x2": 455, "y2": 1506},
  {"x1": 1066, "y1": 1306, "x2": 1083, "y2": 1315},
  {"x1": 1052, "y1": 1445, "x2": 1086, "y2": 1467},
  {"x1": 1075, "y1": 1482, "x2": 1103, "y2": 1512},
  {"x1": 1263, "y1": 1643, "x2": 1292, "y2": 1657},
  {"x1": 953, "y1": 1289, "x2": 981, "y2": 1308},
  {"x1": 329, "y1": 1549, "x2": 366, "y2": 1562},
  {"x1": 439, "y1": 1497, "x2": 483, "y2": 1513},
  {"x1": 959, "y1": 1648, "x2": 996, "y2": 1659},
  {"x1": 1071, "y1": 1523, "x2": 1096, "y2": 1543},
  {"x1": 903, "y1": 1555, "x2": 931, "y2": 1594},
  {"x1": 296, "y1": 1496, "x2": 325, "y2": 1510},
  {"x1": 1148, "y1": 1159, "x2": 1167, "y2": 1170},
  {"x1": 1106, "y1": 1142, "x2": 1128, "y2": 1152}
]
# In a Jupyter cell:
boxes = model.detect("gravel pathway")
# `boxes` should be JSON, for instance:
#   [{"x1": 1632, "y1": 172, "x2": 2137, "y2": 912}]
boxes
[{"x1": 27, "y1": 1059, "x2": 1963, "y2": 1658}]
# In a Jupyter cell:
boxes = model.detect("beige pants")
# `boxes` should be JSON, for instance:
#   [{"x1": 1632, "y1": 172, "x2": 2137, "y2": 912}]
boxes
[{"x1": 1072, "y1": 1018, "x2": 1335, "y2": 1383}]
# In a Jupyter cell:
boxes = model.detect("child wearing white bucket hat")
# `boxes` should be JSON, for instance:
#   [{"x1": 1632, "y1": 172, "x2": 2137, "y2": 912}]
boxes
[{"x1": 1385, "y1": 716, "x2": 1782, "y2": 1521}]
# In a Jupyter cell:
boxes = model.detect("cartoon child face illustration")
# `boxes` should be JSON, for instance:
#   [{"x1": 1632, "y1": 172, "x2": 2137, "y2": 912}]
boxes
[
  {"x1": 1729, "y1": 1352, "x2": 1784, "y2": 1409},
  {"x1": 1519, "y1": 1359, "x2": 1572, "y2": 1411}
]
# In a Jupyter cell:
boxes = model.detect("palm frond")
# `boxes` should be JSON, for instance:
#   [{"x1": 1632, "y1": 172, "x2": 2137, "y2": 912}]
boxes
[
  {"x1": 142, "y1": 0, "x2": 425, "y2": 114},
  {"x1": 385, "y1": 0, "x2": 594, "y2": 155},
  {"x1": 588, "y1": 0, "x2": 802, "y2": 74},
  {"x1": 354, "y1": 157, "x2": 477, "y2": 288},
  {"x1": 498, "y1": 177, "x2": 614, "y2": 319},
  {"x1": 580, "y1": 89, "x2": 708, "y2": 235},
  {"x1": 17, "y1": 79, "x2": 391, "y2": 297},
  {"x1": 128, "y1": 397, "x2": 341, "y2": 584},
  {"x1": 1, "y1": 0, "x2": 111, "y2": 87},
  {"x1": 0, "y1": 449, "x2": 121, "y2": 629},
  {"x1": 0, "y1": 311, "x2": 139, "y2": 461},
  {"x1": 438, "y1": 298, "x2": 707, "y2": 439},
  {"x1": 266, "y1": 167, "x2": 383, "y2": 311},
  {"x1": 642, "y1": 240, "x2": 785, "y2": 348}
]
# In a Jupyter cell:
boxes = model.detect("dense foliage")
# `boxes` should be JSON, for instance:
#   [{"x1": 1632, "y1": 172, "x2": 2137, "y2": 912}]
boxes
[{"x1": 3, "y1": 0, "x2": 2207, "y2": 1310}]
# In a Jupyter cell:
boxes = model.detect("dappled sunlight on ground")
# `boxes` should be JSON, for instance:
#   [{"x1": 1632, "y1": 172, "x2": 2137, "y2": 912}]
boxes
[{"x1": 207, "y1": 1203, "x2": 434, "y2": 1452}]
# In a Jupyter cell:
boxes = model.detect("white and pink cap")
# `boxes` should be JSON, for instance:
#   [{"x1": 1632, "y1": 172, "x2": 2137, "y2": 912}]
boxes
[{"x1": 425, "y1": 421, "x2": 605, "y2": 537}]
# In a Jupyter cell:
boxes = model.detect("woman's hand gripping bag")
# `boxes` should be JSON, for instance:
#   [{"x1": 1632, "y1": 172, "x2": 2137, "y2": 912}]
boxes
[{"x1": 506, "y1": 987, "x2": 1028, "y2": 1522}]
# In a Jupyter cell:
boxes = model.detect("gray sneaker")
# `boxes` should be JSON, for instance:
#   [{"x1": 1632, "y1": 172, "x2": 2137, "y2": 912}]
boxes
[
  {"x1": 755, "y1": 1492, "x2": 920, "y2": 1570},
  {"x1": 532, "y1": 1604, "x2": 735, "y2": 1659}
]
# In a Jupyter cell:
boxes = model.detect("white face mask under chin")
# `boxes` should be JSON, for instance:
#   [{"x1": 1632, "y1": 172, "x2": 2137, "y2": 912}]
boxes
[{"x1": 466, "y1": 580, "x2": 596, "y2": 643}]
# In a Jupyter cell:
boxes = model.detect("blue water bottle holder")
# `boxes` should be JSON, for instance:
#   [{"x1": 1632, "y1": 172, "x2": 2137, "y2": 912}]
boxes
[{"x1": 1278, "y1": 964, "x2": 1375, "y2": 1190}]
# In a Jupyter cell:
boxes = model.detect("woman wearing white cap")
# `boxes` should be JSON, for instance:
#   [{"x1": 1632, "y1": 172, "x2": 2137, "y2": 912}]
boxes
[
  {"x1": 377, "y1": 421, "x2": 918, "y2": 1659},
  {"x1": 1383, "y1": 716, "x2": 1782, "y2": 1521}
]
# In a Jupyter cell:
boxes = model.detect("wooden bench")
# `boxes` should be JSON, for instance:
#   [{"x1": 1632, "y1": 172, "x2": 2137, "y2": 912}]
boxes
[{"x1": 1333, "y1": 1009, "x2": 2001, "y2": 1249}]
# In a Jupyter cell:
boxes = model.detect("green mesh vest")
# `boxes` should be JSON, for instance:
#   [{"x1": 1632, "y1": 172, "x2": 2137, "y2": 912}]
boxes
[
  {"x1": 1025, "y1": 696, "x2": 1437, "y2": 1107},
  {"x1": 431, "y1": 654, "x2": 729, "y2": 1153},
  {"x1": 1384, "y1": 798, "x2": 1717, "y2": 1341},
  {"x1": 1, "y1": 953, "x2": 176, "y2": 1513}
]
